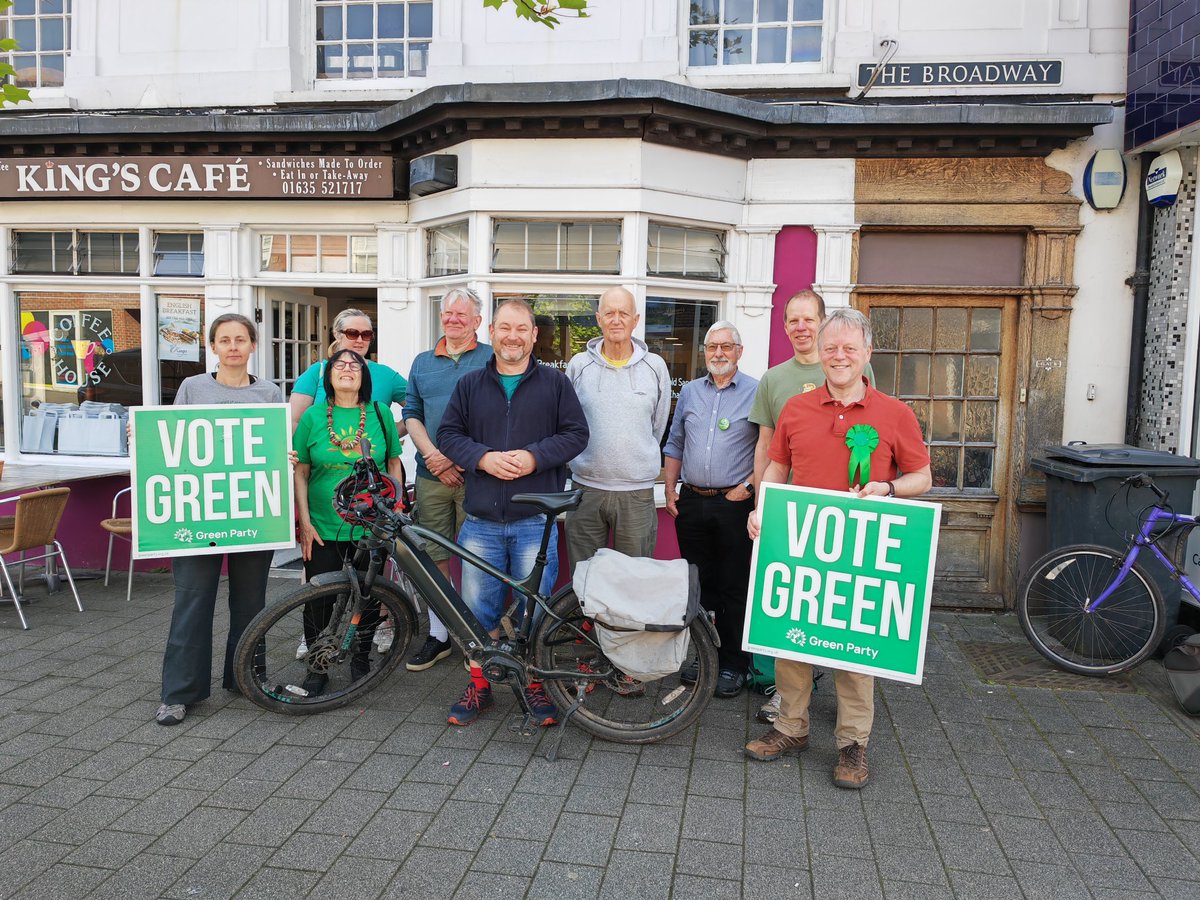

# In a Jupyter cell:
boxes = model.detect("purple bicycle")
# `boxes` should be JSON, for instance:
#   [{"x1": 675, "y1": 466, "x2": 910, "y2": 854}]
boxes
[{"x1": 1017, "y1": 473, "x2": 1200, "y2": 675}]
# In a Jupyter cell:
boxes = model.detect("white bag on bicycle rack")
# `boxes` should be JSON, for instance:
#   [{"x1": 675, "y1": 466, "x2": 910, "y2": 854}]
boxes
[{"x1": 573, "y1": 548, "x2": 701, "y2": 683}]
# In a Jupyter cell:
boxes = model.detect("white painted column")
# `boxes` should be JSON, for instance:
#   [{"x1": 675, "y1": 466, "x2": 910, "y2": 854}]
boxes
[
  {"x1": 731, "y1": 225, "x2": 779, "y2": 378},
  {"x1": 376, "y1": 224, "x2": 421, "y2": 375},
  {"x1": 201, "y1": 224, "x2": 245, "y2": 370},
  {"x1": 811, "y1": 225, "x2": 859, "y2": 309}
]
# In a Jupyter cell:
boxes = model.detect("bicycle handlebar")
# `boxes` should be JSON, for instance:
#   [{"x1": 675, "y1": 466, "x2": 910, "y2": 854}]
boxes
[{"x1": 1125, "y1": 472, "x2": 1169, "y2": 502}]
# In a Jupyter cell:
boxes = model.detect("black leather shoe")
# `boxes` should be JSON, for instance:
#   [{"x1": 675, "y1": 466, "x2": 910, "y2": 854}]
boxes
[
  {"x1": 715, "y1": 668, "x2": 746, "y2": 699},
  {"x1": 301, "y1": 672, "x2": 328, "y2": 697},
  {"x1": 679, "y1": 659, "x2": 700, "y2": 685}
]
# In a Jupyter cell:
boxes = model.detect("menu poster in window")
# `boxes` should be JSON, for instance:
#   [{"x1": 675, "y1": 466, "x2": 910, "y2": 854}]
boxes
[{"x1": 158, "y1": 297, "x2": 202, "y2": 362}]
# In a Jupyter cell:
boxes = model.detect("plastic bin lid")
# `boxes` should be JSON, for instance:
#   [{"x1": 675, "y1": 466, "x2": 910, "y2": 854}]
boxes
[
  {"x1": 1033, "y1": 444, "x2": 1200, "y2": 483},
  {"x1": 1042, "y1": 442, "x2": 1200, "y2": 467}
]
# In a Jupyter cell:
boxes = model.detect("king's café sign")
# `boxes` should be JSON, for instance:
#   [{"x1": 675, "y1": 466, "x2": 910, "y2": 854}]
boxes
[{"x1": 744, "y1": 484, "x2": 941, "y2": 684}]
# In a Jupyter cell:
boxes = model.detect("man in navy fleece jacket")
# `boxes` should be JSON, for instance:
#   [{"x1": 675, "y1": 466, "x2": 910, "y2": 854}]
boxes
[{"x1": 437, "y1": 299, "x2": 589, "y2": 727}]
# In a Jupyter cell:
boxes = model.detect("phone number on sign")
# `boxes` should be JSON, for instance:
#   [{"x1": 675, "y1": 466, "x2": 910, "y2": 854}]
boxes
[{"x1": 279, "y1": 181, "x2": 367, "y2": 196}]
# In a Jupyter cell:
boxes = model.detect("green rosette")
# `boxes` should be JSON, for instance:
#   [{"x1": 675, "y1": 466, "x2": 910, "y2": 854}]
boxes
[{"x1": 845, "y1": 424, "x2": 880, "y2": 487}]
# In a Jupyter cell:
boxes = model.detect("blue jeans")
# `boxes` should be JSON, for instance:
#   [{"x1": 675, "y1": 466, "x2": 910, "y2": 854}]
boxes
[{"x1": 458, "y1": 514, "x2": 557, "y2": 634}]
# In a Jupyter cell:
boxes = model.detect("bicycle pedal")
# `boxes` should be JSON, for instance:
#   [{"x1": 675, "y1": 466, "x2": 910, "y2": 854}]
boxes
[{"x1": 508, "y1": 713, "x2": 537, "y2": 737}]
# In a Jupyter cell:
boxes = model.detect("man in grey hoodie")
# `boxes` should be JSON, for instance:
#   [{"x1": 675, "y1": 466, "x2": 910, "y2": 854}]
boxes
[{"x1": 565, "y1": 286, "x2": 671, "y2": 572}]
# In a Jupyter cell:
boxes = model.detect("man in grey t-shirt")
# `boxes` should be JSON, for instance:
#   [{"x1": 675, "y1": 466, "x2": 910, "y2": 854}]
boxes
[{"x1": 565, "y1": 286, "x2": 670, "y2": 571}]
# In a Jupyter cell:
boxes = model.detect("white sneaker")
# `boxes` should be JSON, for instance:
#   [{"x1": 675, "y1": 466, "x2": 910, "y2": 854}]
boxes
[
  {"x1": 374, "y1": 620, "x2": 395, "y2": 653},
  {"x1": 756, "y1": 690, "x2": 781, "y2": 725},
  {"x1": 295, "y1": 638, "x2": 308, "y2": 660}
]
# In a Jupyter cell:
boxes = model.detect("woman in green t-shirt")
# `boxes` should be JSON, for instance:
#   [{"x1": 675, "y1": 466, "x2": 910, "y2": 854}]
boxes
[{"x1": 293, "y1": 348, "x2": 405, "y2": 694}]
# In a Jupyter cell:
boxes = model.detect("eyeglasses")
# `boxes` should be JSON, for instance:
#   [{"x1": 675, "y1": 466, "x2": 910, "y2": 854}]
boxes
[
  {"x1": 339, "y1": 328, "x2": 374, "y2": 342},
  {"x1": 703, "y1": 342, "x2": 739, "y2": 354},
  {"x1": 331, "y1": 360, "x2": 363, "y2": 372}
]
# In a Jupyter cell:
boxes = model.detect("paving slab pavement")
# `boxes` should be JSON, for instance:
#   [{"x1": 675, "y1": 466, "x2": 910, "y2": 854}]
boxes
[{"x1": 0, "y1": 570, "x2": 1199, "y2": 899}]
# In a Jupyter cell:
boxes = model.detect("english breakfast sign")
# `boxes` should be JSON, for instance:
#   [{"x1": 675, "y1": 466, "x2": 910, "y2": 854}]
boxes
[{"x1": 0, "y1": 155, "x2": 394, "y2": 199}]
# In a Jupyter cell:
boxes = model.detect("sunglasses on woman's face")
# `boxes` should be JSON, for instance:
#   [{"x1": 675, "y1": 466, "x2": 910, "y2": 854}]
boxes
[{"x1": 340, "y1": 328, "x2": 374, "y2": 342}]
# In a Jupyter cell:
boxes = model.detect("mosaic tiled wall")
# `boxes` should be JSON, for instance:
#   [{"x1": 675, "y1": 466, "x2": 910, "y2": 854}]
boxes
[{"x1": 1139, "y1": 146, "x2": 1199, "y2": 452}]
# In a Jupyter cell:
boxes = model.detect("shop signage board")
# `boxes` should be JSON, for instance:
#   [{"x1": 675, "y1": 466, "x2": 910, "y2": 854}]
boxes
[
  {"x1": 743, "y1": 483, "x2": 941, "y2": 685},
  {"x1": 129, "y1": 404, "x2": 295, "y2": 558},
  {"x1": 0, "y1": 155, "x2": 393, "y2": 199},
  {"x1": 856, "y1": 60, "x2": 1062, "y2": 88}
]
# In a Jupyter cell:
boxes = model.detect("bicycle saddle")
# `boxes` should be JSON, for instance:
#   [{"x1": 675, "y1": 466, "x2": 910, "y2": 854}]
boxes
[{"x1": 511, "y1": 489, "x2": 583, "y2": 516}]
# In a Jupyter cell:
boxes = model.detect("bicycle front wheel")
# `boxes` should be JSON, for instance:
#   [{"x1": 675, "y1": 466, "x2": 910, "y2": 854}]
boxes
[
  {"x1": 1017, "y1": 543, "x2": 1165, "y2": 676},
  {"x1": 532, "y1": 588, "x2": 718, "y2": 744},
  {"x1": 234, "y1": 576, "x2": 416, "y2": 715}
]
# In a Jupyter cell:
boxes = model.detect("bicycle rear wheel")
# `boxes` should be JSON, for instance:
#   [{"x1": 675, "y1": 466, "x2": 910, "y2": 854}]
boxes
[
  {"x1": 532, "y1": 588, "x2": 718, "y2": 744},
  {"x1": 1017, "y1": 543, "x2": 1166, "y2": 676},
  {"x1": 234, "y1": 576, "x2": 416, "y2": 714}
]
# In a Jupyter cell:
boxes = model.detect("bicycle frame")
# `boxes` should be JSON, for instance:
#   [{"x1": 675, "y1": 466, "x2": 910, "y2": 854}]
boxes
[
  {"x1": 384, "y1": 513, "x2": 561, "y2": 657},
  {"x1": 1088, "y1": 506, "x2": 1200, "y2": 612}
]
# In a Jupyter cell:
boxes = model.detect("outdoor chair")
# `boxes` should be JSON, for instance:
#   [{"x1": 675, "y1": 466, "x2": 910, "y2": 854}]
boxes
[
  {"x1": 101, "y1": 486, "x2": 133, "y2": 603},
  {"x1": 0, "y1": 488, "x2": 83, "y2": 629}
]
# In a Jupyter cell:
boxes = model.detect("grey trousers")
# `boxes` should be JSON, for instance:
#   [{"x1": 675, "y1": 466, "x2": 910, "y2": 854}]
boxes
[
  {"x1": 161, "y1": 549, "x2": 273, "y2": 705},
  {"x1": 565, "y1": 484, "x2": 657, "y2": 574}
]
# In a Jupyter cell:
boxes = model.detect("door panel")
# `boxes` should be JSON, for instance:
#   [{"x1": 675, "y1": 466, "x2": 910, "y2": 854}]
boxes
[{"x1": 859, "y1": 295, "x2": 1018, "y2": 608}]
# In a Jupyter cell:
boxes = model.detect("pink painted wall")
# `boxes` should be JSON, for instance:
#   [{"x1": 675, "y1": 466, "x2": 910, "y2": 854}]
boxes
[
  {"x1": 50, "y1": 475, "x2": 170, "y2": 573},
  {"x1": 767, "y1": 226, "x2": 820, "y2": 367}
]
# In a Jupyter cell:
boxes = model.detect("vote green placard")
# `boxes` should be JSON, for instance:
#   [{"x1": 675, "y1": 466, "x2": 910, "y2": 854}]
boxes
[
  {"x1": 743, "y1": 483, "x2": 941, "y2": 685},
  {"x1": 130, "y1": 404, "x2": 295, "y2": 558}
]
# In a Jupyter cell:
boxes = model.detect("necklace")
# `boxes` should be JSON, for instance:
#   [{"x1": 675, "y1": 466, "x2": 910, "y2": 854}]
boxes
[{"x1": 327, "y1": 403, "x2": 367, "y2": 451}]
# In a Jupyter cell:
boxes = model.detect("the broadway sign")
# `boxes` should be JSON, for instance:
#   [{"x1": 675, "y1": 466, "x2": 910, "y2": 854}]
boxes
[
  {"x1": 0, "y1": 155, "x2": 394, "y2": 199},
  {"x1": 857, "y1": 59, "x2": 1062, "y2": 88}
]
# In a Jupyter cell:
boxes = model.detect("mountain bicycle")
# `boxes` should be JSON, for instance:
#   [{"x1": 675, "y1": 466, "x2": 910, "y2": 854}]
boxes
[
  {"x1": 1017, "y1": 472, "x2": 1200, "y2": 676},
  {"x1": 233, "y1": 445, "x2": 719, "y2": 757}
]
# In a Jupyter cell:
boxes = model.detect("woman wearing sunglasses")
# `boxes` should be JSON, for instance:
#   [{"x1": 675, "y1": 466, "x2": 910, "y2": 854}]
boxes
[
  {"x1": 289, "y1": 308, "x2": 408, "y2": 433},
  {"x1": 292, "y1": 348, "x2": 406, "y2": 694}
]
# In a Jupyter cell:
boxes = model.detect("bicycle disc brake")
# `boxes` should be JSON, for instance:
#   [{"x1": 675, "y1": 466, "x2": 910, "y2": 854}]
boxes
[{"x1": 305, "y1": 635, "x2": 343, "y2": 674}]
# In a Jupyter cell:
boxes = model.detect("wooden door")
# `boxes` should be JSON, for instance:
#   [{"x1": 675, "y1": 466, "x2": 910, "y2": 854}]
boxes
[{"x1": 857, "y1": 295, "x2": 1019, "y2": 608}]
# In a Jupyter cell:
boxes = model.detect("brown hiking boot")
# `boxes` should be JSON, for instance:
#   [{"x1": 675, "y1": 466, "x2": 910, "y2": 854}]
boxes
[
  {"x1": 744, "y1": 728, "x2": 809, "y2": 761},
  {"x1": 833, "y1": 742, "x2": 869, "y2": 789}
]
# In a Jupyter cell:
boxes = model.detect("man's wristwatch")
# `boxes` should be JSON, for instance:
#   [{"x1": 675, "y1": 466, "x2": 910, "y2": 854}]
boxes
[
  {"x1": 742, "y1": 480, "x2": 754, "y2": 494},
  {"x1": 885, "y1": 480, "x2": 896, "y2": 497}
]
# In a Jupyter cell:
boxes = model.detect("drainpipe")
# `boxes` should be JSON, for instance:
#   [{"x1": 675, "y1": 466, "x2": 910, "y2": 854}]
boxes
[{"x1": 1124, "y1": 153, "x2": 1153, "y2": 446}]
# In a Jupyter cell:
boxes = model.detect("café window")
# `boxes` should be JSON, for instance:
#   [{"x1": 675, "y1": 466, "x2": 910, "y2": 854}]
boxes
[
  {"x1": 647, "y1": 223, "x2": 726, "y2": 281},
  {"x1": 643, "y1": 297, "x2": 718, "y2": 415},
  {"x1": 153, "y1": 232, "x2": 204, "y2": 277},
  {"x1": 688, "y1": 0, "x2": 824, "y2": 67},
  {"x1": 427, "y1": 220, "x2": 468, "y2": 277},
  {"x1": 1, "y1": 0, "x2": 70, "y2": 88},
  {"x1": 11, "y1": 230, "x2": 139, "y2": 275},
  {"x1": 492, "y1": 221, "x2": 621, "y2": 274},
  {"x1": 260, "y1": 233, "x2": 378, "y2": 274},
  {"x1": 493, "y1": 293, "x2": 600, "y2": 371},
  {"x1": 18, "y1": 292, "x2": 141, "y2": 456},
  {"x1": 316, "y1": 0, "x2": 431, "y2": 79}
]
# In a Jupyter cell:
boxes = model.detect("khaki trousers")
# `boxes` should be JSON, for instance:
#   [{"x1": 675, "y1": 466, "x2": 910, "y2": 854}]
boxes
[{"x1": 773, "y1": 658, "x2": 875, "y2": 749}]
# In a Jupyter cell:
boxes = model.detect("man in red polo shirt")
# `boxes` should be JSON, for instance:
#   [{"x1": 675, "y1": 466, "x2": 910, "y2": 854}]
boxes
[{"x1": 745, "y1": 307, "x2": 931, "y2": 789}]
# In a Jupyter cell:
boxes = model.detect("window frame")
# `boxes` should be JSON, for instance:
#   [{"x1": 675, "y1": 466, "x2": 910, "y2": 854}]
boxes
[
  {"x1": 152, "y1": 232, "x2": 205, "y2": 278},
  {"x1": 684, "y1": 0, "x2": 829, "y2": 73},
  {"x1": 0, "y1": 0, "x2": 71, "y2": 90},
  {"x1": 258, "y1": 231, "x2": 379, "y2": 276},
  {"x1": 11, "y1": 229, "x2": 139, "y2": 276},
  {"x1": 426, "y1": 219, "x2": 469, "y2": 278},
  {"x1": 313, "y1": 0, "x2": 432, "y2": 85},
  {"x1": 646, "y1": 222, "x2": 728, "y2": 282},
  {"x1": 490, "y1": 219, "x2": 623, "y2": 275}
]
